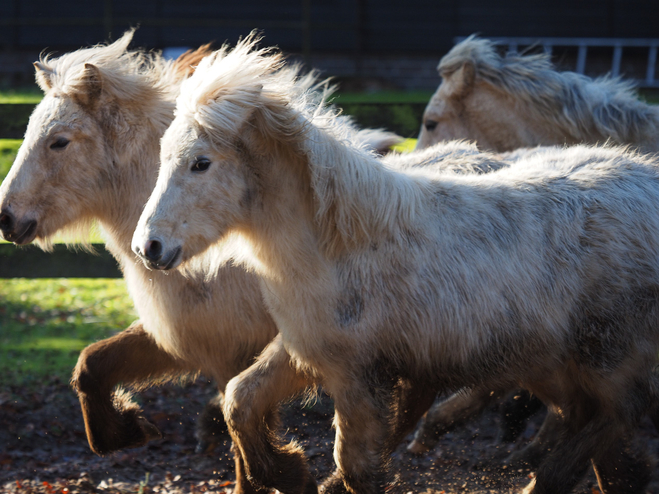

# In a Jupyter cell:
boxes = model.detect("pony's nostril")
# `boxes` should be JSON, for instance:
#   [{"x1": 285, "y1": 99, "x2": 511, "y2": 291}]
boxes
[
  {"x1": 0, "y1": 210, "x2": 15, "y2": 234},
  {"x1": 144, "y1": 239, "x2": 163, "y2": 261}
]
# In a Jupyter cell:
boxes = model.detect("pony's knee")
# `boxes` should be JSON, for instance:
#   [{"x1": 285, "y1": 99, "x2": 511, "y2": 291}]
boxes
[
  {"x1": 71, "y1": 340, "x2": 108, "y2": 395},
  {"x1": 223, "y1": 376, "x2": 255, "y2": 430}
]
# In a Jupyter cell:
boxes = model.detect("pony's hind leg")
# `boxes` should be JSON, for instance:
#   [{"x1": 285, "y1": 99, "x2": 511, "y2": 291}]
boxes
[
  {"x1": 71, "y1": 320, "x2": 186, "y2": 455},
  {"x1": 408, "y1": 387, "x2": 500, "y2": 453},
  {"x1": 388, "y1": 378, "x2": 439, "y2": 453},
  {"x1": 224, "y1": 335, "x2": 316, "y2": 494}
]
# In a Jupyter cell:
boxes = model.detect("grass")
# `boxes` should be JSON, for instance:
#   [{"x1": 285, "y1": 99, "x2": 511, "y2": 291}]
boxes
[
  {"x1": 0, "y1": 139, "x2": 22, "y2": 181},
  {"x1": 0, "y1": 278, "x2": 136, "y2": 386},
  {"x1": 0, "y1": 85, "x2": 42, "y2": 104}
]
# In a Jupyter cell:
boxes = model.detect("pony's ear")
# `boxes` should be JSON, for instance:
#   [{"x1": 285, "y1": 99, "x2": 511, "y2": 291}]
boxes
[
  {"x1": 74, "y1": 63, "x2": 104, "y2": 108},
  {"x1": 442, "y1": 61, "x2": 475, "y2": 100},
  {"x1": 34, "y1": 62, "x2": 54, "y2": 91}
]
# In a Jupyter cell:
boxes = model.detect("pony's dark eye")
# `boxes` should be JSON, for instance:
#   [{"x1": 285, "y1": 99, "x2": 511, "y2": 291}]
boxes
[
  {"x1": 50, "y1": 137, "x2": 70, "y2": 150},
  {"x1": 191, "y1": 157, "x2": 211, "y2": 173},
  {"x1": 424, "y1": 120, "x2": 438, "y2": 132}
]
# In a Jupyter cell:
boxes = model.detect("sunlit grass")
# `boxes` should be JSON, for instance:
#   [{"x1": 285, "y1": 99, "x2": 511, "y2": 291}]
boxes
[
  {"x1": 392, "y1": 138, "x2": 417, "y2": 153},
  {"x1": 0, "y1": 87, "x2": 42, "y2": 104},
  {"x1": 0, "y1": 138, "x2": 21, "y2": 181},
  {"x1": 0, "y1": 278, "x2": 137, "y2": 385}
]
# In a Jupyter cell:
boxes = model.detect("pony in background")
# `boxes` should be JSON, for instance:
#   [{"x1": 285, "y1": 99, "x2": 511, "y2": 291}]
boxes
[
  {"x1": 416, "y1": 36, "x2": 659, "y2": 153},
  {"x1": 411, "y1": 35, "x2": 659, "y2": 458}
]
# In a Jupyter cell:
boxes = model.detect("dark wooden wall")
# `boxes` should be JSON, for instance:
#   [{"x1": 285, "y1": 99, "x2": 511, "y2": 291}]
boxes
[{"x1": 1, "y1": 0, "x2": 656, "y2": 55}]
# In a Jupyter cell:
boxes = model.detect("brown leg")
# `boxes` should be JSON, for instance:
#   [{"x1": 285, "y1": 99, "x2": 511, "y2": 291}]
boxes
[
  {"x1": 523, "y1": 419, "x2": 602, "y2": 494},
  {"x1": 408, "y1": 387, "x2": 500, "y2": 453},
  {"x1": 71, "y1": 320, "x2": 187, "y2": 455},
  {"x1": 224, "y1": 335, "x2": 317, "y2": 494},
  {"x1": 387, "y1": 379, "x2": 438, "y2": 453},
  {"x1": 232, "y1": 442, "x2": 271, "y2": 494}
]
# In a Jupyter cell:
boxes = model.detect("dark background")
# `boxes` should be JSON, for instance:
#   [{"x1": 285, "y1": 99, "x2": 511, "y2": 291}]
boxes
[{"x1": 1, "y1": 0, "x2": 657, "y2": 54}]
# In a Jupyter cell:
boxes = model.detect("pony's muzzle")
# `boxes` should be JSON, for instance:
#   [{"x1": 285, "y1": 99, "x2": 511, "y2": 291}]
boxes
[
  {"x1": 143, "y1": 239, "x2": 163, "y2": 262},
  {"x1": 0, "y1": 208, "x2": 14, "y2": 236},
  {"x1": 0, "y1": 207, "x2": 37, "y2": 244},
  {"x1": 134, "y1": 238, "x2": 182, "y2": 270}
]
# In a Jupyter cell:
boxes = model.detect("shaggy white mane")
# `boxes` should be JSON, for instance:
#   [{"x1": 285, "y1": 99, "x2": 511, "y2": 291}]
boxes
[
  {"x1": 36, "y1": 29, "x2": 179, "y2": 101},
  {"x1": 175, "y1": 33, "x2": 380, "y2": 150},
  {"x1": 439, "y1": 36, "x2": 659, "y2": 145}
]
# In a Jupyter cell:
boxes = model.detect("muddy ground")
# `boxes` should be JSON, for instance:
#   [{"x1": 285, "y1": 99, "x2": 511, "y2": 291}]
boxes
[{"x1": 1, "y1": 378, "x2": 658, "y2": 493}]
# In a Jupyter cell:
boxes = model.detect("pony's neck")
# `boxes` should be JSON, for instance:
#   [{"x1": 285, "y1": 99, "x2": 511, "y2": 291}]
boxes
[
  {"x1": 303, "y1": 122, "x2": 424, "y2": 257},
  {"x1": 95, "y1": 96, "x2": 174, "y2": 256},
  {"x1": 489, "y1": 76, "x2": 659, "y2": 151},
  {"x1": 245, "y1": 119, "x2": 424, "y2": 278}
]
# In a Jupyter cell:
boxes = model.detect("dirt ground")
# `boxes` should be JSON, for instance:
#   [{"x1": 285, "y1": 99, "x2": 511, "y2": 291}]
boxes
[{"x1": 1, "y1": 378, "x2": 658, "y2": 494}]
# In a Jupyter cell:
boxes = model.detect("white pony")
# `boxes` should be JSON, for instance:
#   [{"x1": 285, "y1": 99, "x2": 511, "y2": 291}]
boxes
[
  {"x1": 134, "y1": 36, "x2": 659, "y2": 494},
  {"x1": 417, "y1": 36, "x2": 659, "y2": 153}
]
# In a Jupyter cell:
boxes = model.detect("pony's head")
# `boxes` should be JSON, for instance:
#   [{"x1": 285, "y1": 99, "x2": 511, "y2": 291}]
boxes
[
  {"x1": 417, "y1": 36, "x2": 658, "y2": 153},
  {"x1": 0, "y1": 30, "x2": 175, "y2": 248},
  {"x1": 133, "y1": 34, "x2": 319, "y2": 270},
  {"x1": 416, "y1": 36, "x2": 558, "y2": 152}
]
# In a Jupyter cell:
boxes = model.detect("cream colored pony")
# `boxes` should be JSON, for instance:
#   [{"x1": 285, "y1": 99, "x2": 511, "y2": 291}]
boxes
[
  {"x1": 416, "y1": 36, "x2": 659, "y2": 153},
  {"x1": 134, "y1": 36, "x2": 659, "y2": 494},
  {"x1": 0, "y1": 31, "x2": 279, "y2": 461}
]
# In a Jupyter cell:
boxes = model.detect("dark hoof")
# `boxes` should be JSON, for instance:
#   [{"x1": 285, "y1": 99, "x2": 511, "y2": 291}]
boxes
[{"x1": 88, "y1": 413, "x2": 162, "y2": 456}]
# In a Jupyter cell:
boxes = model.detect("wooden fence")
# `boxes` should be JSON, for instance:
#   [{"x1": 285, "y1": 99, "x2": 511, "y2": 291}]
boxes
[{"x1": 0, "y1": 101, "x2": 426, "y2": 278}]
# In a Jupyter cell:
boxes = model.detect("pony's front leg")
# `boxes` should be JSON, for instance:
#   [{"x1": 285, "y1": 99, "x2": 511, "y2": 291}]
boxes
[
  {"x1": 224, "y1": 335, "x2": 316, "y2": 494},
  {"x1": 320, "y1": 383, "x2": 395, "y2": 494},
  {"x1": 72, "y1": 320, "x2": 185, "y2": 455}
]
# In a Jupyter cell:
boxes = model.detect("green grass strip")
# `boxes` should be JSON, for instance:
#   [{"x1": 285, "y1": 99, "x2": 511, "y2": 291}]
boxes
[{"x1": 0, "y1": 278, "x2": 136, "y2": 386}]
